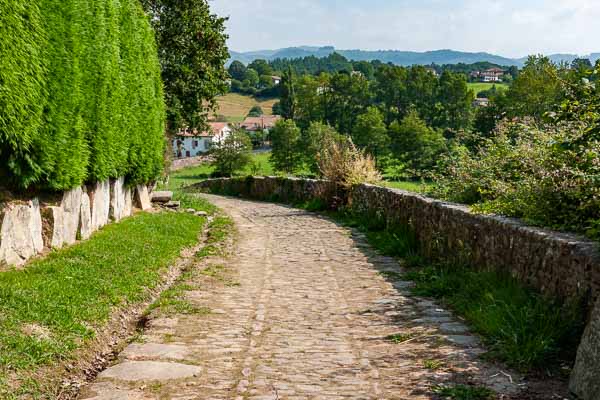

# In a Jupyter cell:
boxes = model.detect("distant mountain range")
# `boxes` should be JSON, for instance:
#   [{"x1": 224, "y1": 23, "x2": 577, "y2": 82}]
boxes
[{"x1": 229, "y1": 46, "x2": 600, "y2": 68}]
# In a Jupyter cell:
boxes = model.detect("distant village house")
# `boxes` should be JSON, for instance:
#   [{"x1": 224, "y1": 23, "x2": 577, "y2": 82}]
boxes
[
  {"x1": 172, "y1": 122, "x2": 232, "y2": 158},
  {"x1": 470, "y1": 67, "x2": 505, "y2": 82},
  {"x1": 271, "y1": 76, "x2": 282, "y2": 85}
]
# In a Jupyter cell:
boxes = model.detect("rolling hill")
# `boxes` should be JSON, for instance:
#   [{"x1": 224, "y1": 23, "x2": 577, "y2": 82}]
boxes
[{"x1": 229, "y1": 46, "x2": 600, "y2": 68}]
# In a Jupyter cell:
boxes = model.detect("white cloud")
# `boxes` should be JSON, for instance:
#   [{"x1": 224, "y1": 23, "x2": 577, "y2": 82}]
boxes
[{"x1": 209, "y1": 0, "x2": 600, "y2": 57}]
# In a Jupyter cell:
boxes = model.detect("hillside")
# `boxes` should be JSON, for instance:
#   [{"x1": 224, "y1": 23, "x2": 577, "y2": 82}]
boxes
[{"x1": 229, "y1": 46, "x2": 600, "y2": 67}]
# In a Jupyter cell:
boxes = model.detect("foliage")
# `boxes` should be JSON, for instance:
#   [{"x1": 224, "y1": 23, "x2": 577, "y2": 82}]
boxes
[
  {"x1": 142, "y1": 0, "x2": 229, "y2": 133},
  {"x1": 279, "y1": 67, "x2": 297, "y2": 120},
  {"x1": 270, "y1": 119, "x2": 303, "y2": 173},
  {"x1": 435, "y1": 120, "x2": 600, "y2": 239},
  {"x1": 317, "y1": 136, "x2": 382, "y2": 187},
  {"x1": 212, "y1": 129, "x2": 253, "y2": 177},
  {"x1": 247, "y1": 106, "x2": 264, "y2": 117},
  {"x1": 302, "y1": 122, "x2": 344, "y2": 174},
  {"x1": 0, "y1": 0, "x2": 165, "y2": 190},
  {"x1": 432, "y1": 385, "x2": 495, "y2": 400},
  {"x1": 352, "y1": 106, "x2": 390, "y2": 158},
  {"x1": 228, "y1": 60, "x2": 247, "y2": 81},
  {"x1": 406, "y1": 262, "x2": 583, "y2": 371},
  {"x1": 388, "y1": 110, "x2": 446, "y2": 177}
]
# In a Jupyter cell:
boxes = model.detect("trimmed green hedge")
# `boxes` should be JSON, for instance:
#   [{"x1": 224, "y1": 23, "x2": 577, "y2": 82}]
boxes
[{"x1": 0, "y1": 0, "x2": 165, "y2": 191}]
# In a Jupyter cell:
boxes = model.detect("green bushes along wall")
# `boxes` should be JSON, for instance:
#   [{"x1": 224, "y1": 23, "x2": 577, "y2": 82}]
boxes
[{"x1": 0, "y1": 0, "x2": 165, "y2": 191}]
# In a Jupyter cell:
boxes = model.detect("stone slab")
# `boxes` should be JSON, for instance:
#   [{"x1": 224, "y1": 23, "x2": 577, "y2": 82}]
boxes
[
  {"x1": 110, "y1": 177, "x2": 127, "y2": 222},
  {"x1": 98, "y1": 361, "x2": 201, "y2": 382},
  {"x1": 151, "y1": 191, "x2": 173, "y2": 204},
  {"x1": 0, "y1": 199, "x2": 44, "y2": 266},
  {"x1": 135, "y1": 185, "x2": 152, "y2": 211},
  {"x1": 79, "y1": 191, "x2": 93, "y2": 240},
  {"x1": 61, "y1": 186, "x2": 82, "y2": 245},
  {"x1": 122, "y1": 343, "x2": 191, "y2": 361},
  {"x1": 91, "y1": 180, "x2": 111, "y2": 231}
]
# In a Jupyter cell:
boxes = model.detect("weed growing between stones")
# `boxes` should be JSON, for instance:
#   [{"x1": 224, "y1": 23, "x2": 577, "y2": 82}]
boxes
[
  {"x1": 405, "y1": 264, "x2": 584, "y2": 372},
  {"x1": 432, "y1": 384, "x2": 495, "y2": 400},
  {"x1": 423, "y1": 359, "x2": 444, "y2": 370}
]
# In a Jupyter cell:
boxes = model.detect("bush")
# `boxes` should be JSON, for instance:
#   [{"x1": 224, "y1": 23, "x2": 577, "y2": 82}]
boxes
[
  {"x1": 212, "y1": 129, "x2": 252, "y2": 177},
  {"x1": 317, "y1": 136, "x2": 382, "y2": 187},
  {"x1": 0, "y1": 0, "x2": 165, "y2": 191},
  {"x1": 435, "y1": 119, "x2": 600, "y2": 239}
]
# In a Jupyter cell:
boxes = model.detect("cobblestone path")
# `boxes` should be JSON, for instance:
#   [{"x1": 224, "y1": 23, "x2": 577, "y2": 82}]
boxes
[{"x1": 79, "y1": 195, "x2": 522, "y2": 400}]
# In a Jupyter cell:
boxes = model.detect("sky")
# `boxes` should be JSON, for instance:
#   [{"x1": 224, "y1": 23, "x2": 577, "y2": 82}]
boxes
[{"x1": 208, "y1": 0, "x2": 600, "y2": 58}]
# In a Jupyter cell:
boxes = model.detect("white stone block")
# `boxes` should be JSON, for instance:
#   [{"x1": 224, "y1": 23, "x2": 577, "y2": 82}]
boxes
[{"x1": 0, "y1": 199, "x2": 44, "y2": 266}]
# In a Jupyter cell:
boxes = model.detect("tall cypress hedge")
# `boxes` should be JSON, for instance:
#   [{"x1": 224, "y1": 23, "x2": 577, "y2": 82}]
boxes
[{"x1": 0, "y1": 0, "x2": 165, "y2": 191}]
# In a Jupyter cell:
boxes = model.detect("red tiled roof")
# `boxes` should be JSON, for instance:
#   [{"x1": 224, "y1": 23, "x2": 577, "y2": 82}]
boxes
[
  {"x1": 176, "y1": 122, "x2": 230, "y2": 138},
  {"x1": 240, "y1": 115, "x2": 281, "y2": 130}
]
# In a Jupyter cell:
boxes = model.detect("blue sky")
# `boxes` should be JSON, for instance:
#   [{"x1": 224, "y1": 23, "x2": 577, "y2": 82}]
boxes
[{"x1": 209, "y1": 0, "x2": 600, "y2": 57}]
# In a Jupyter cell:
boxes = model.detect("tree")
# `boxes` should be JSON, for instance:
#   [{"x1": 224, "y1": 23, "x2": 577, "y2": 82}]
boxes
[
  {"x1": 270, "y1": 119, "x2": 302, "y2": 173},
  {"x1": 212, "y1": 128, "x2": 252, "y2": 176},
  {"x1": 302, "y1": 122, "x2": 342, "y2": 173},
  {"x1": 248, "y1": 59, "x2": 273, "y2": 76},
  {"x1": 272, "y1": 101, "x2": 283, "y2": 115},
  {"x1": 351, "y1": 106, "x2": 390, "y2": 159},
  {"x1": 228, "y1": 60, "x2": 247, "y2": 81},
  {"x1": 504, "y1": 55, "x2": 564, "y2": 119},
  {"x1": 388, "y1": 110, "x2": 446, "y2": 176},
  {"x1": 141, "y1": 0, "x2": 229, "y2": 133},
  {"x1": 327, "y1": 72, "x2": 371, "y2": 134},
  {"x1": 247, "y1": 106, "x2": 263, "y2": 117},
  {"x1": 435, "y1": 71, "x2": 474, "y2": 130},
  {"x1": 259, "y1": 74, "x2": 274, "y2": 89},
  {"x1": 243, "y1": 68, "x2": 259, "y2": 88},
  {"x1": 280, "y1": 67, "x2": 297, "y2": 120}
]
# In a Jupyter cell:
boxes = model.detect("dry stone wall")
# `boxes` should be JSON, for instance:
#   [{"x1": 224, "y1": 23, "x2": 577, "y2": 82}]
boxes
[
  {"x1": 193, "y1": 176, "x2": 600, "y2": 400},
  {"x1": 0, "y1": 179, "x2": 150, "y2": 267}
]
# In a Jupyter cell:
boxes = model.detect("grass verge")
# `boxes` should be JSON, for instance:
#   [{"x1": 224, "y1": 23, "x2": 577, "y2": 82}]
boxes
[
  {"x1": 298, "y1": 204, "x2": 583, "y2": 374},
  {"x1": 0, "y1": 211, "x2": 205, "y2": 396}
]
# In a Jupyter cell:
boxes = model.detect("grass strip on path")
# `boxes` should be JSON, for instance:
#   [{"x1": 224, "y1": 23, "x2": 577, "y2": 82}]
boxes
[{"x1": 0, "y1": 211, "x2": 205, "y2": 394}]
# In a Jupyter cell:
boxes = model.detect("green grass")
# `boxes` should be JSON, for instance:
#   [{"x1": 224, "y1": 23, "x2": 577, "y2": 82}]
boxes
[
  {"x1": 0, "y1": 211, "x2": 205, "y2": 395},
  {"x1": 382, "y1": 180, "x2": 433, "y2": 194},
  {"x1": 405, "y1": 264, "x2": 583, "y2": 371},
  {"x1": 433, "y1": 384, "x2": 495, "y2": 400},
  {"x1": 467, "y1": 82, "x2": 508, "y2": 95}
]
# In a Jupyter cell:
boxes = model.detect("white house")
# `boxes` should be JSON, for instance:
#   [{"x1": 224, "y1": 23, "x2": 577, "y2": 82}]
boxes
[{"x1": 172, "y1": 122, "x2": 232, "y2": 158}]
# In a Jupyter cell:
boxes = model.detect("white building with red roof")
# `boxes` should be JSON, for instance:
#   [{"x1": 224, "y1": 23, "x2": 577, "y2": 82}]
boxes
[{"x1": 172, "y1": 122, "x2": 232, "y2": 158}]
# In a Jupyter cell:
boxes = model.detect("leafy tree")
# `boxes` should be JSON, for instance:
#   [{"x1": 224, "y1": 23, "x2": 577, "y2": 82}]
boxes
[
  {"x1": 388, "y1": 110, "x2": 446, "y2": 176},
  {"x1": 243, "y1": 68, "x2": 259, "y2": 88},
  {"x1": 228, "y1": 60, "x2": 247, "y2": 81},
  {"x1": 327, "y1": 72, "x2": 371, "y2": 134},
  {"x1": 142, "y1": 0, "x2": 229, "y2": 133},
  {"x1": 247, "y1": 106, "x2": 263, "y2": 117},
  {"x1": 302, "y1": 122, "x2": 342, "y2": 173},
  {"x1": 435, "y1": 71, "x2": 474, "y2": 130},
  {"x1": 270, "y1": 119, "x2": 302, "y2": 173},
  {"x1": 504, "y1": 55, "x2": 564, "y2": 119},
  {"x1": 272, "y1": 101, "x2": 283, "y2": 115},
  {"x1": 212, "y1": 128, "x2": 252, "y2": 176},
  {"x1": 248, "y1": 59, "x2": 273, "y2": 76},
  {"x1": 352, "y1": 106, "x2": 390, "y2": 158},
  {"x1": 374, "y1": 64, "x2": 408, "y2": 124},
  {"x1": 259, "y1": 74, "x2": 274, "y2": 89}
]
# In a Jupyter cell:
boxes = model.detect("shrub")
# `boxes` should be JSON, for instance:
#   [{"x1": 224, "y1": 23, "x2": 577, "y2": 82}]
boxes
[
  {"x1": 0, "y1": 0, "x2": 166, "y2": 191},
  {"x1": 270, "y1": 119, "x2": 303, "y2": 173},
  {"x1": 435, "y1": 119, "x2": 600, "y2": 239},
  {"x1": 212, "y1": 129, "x2": 252, "y2": 177},
  {"x1": 317, "y1": 136, "x2": 382, "y2": 187}
]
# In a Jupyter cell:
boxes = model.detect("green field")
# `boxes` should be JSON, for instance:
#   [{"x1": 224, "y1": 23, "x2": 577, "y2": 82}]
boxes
[
  {"x1": 164, "y1": 151, "x2": 431, "y2": 195},
  {"x1": 212, "y1": 93, "x2": 278, "y2": 123},
  {"x1": 468, "y1": 82, "x2": 509, "y2": 94}
]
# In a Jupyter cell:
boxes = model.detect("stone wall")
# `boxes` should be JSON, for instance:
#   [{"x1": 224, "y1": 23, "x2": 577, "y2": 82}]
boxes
[
  {"x1": 193, "y1": 176, "x2": 600, "y2": 400},
  {"x1": 0, "y1": 179, "x2": 151, "y2": 267}
]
